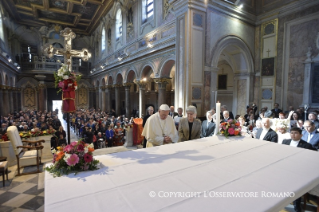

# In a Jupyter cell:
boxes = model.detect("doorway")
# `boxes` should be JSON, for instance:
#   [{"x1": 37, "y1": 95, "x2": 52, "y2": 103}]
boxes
[{"x1": 52, "y1": 100, "x2": 62, "y2": 118}]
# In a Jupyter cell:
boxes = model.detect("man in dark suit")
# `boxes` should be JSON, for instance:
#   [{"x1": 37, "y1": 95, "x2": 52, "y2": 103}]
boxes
[
  {"x1": 169, "y1": 106, "x2": 178, "y2": 118},
  {"x1": 282, "y1": 127, "x2": 316, "y2": 212},
  {"x1": 200, "y1": 111, "x2": 215, "y2": 138},
  {"x1": 271, "y1": 103, "x2": 282, "y2": 118},
  {"x1": 142, "y1": 106, "x2": 154, "y2": 148},
  {"x1": 221, "y1": 111, "x2": 232, "y2": 123},
  {"x1": 255, "y1": 118, "x2": 278, "y2": 142},
  {"x1": 221, "y1": 105, "x2": 234, "y2": 120},
  {"x1": 301, "y1": 120, "x2": 319, "y2": 149},
  {"x1": 308, "y1": 112, "x2": 319, "y2": 129}
]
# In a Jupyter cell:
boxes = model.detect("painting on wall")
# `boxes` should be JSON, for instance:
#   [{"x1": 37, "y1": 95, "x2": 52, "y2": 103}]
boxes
[
  {"x1": 218, "y1": 74, "x2": 227, "y2": 90},
  {"x1": 261, "y1": 57, "x2": 275, "y2": 76}
]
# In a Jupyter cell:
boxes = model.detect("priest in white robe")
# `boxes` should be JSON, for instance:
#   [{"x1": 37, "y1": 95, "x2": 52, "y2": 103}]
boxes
[{"x1": 142, "y1": 104, "x2": 178, "y2": 147}]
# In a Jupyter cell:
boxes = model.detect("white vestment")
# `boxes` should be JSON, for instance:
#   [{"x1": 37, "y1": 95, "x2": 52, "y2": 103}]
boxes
[{"x1": 142, "y1": 112, "x2": 178, "y2": 147}]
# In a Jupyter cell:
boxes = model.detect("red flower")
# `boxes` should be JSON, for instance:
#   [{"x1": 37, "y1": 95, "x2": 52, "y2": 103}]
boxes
[
  {"x1": 77, "y1": 144, "x2": 84, "y2": 152},
  {"x1": 83, "y1": 153, "x2": 93, "y2": 163},
  {"x1": 228, "y1": 128, "x2": 235, "y2": 135}
]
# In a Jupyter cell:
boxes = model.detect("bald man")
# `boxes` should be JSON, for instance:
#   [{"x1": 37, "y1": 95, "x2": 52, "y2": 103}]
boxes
[{"x1": 255, "y1": 118, "x2": 278, "y2": 142}]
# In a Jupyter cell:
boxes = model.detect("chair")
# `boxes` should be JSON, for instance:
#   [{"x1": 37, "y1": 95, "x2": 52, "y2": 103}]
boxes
[{"x1": 7, "y1": 126, "x2": 45, "y2": 176}]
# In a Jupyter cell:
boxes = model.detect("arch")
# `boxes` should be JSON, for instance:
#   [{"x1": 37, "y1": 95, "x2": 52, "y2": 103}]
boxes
[
  {"x1": 126, "y1": 69, "x2": 137, "y2": 83},
  {"x1": 158, "y1": 57, "x2": 176, "y2": 77},
  {"x1": 108, "y1": 75, "x2": 113, "y2": 85},
  {"x1": 115, "y1": 73, "x2": 123, "y2": 85},
  {"x1": 101, "y1": 78, "x2": 106, "y2": 86},
  {"x1": 140, "y1": 62, "x2": 155, "y2": 79},
  {"x1": 77, "y1": 79, "x2": 93, "y2": 88},
  {"x1": 101, "y1": 27, "x2": 106, "y2": 51},
  {"x1": 16, "y1": 77, "x2": 39, "y2": 87},
  {"x1": 115, "y1": 9, "x2": 122, "y2": 39},
  {"x1": 210, "y1": 35, "x2": 254, "y2": 73},
  {"x1": 96, "y1": 80, "x2": 100, "y2": 88}
]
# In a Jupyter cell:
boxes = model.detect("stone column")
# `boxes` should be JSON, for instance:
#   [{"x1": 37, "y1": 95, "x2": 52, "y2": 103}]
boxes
[
  {"x1": 135, "y1": 80, "x2": 147, "y2": 118},
  {"x1": 114, "y1": 84, "x2": 122, "y2": 116},
  {"x1": 210, "y1": 67, "x2": 219, "y2": 107},
  {"x1": 2, "y1": 87, "x2": 10, "y2": 115},
  {"x1": 154, "y1": 78, "x2": 170, "y2": 106},
  {"x1": 12, "y1": 88, "x2": 17, "y2": 112},
  {"x1": 105, "y1": 85, "x2": 113, "y2": 113},
  {"x1": 123, "y1": 83, "x2": 133, "y2": 117},
  {"x1": 0, "y1": 86, "x2": 3, "y2": 116},
  {"x1": 95, "y1": 87, "x2": 100, "y2": 110},
  {"x1": 37, "y1": 83, "x2": 47, "y2": 112},
  {"x1": 17, "y1": 88, "x2": 21, "y2": 111},
  {"x1": 8, "y1": 87, "x2": 14, "y2": 113},
  {"x1": 100, "y1": 86, "x2": 106, "y2": 112}
]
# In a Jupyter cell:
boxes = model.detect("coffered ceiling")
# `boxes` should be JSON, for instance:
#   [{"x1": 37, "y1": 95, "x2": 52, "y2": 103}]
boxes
[{"x1": 2, "y1": 0, "x2": 114, "y2": 35}]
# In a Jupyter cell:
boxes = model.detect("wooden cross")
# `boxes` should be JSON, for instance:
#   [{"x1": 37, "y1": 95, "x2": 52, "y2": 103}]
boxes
[
  {"x1": 43, "y1": 28, "x2": 91, "y2": 72},
  {"x1": 266, "y1": 49, "x2": 271, "y2": 57}
]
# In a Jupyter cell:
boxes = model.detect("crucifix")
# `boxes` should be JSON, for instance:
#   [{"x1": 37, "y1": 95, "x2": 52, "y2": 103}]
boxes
[
  {"x1": 43, "y1": 27, "x2": 92, "y2": 144},
  {"x1": 266, "y1": 49, "x2": 271, "y2": 57}
]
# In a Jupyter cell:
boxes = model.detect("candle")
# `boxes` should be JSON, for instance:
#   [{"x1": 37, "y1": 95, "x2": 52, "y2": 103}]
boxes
[{"x1": 214, "y1": 101, "x2": 221, "y2": 136}]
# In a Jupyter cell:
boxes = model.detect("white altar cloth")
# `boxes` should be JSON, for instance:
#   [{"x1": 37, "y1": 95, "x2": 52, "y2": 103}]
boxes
[{"x1": 45, "y1": 136, "x2": 319, "y2": 212}]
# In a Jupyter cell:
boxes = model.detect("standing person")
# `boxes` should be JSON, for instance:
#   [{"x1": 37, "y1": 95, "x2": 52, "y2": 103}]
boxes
[
  {"x1": 142, "y1": 104, "x2": 178, "y2": 147},
  {"x1": 173, "y1": 107, "x2": 184, "y2": 129},
  {"x1": 271, "y1": 103, "x2": 282, "y2": 118},
  {"x1": 105, "y1": 125, "x2": 114, "y2": 147},
  {"x1": 178, "y1": 106, "x2": 201, "y2": 142},
  {"x1": 142, "y1": 106, "x2": 154, "y2": 148}
]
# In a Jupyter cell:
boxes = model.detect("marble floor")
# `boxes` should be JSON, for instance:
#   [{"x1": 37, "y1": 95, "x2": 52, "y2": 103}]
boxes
[{"x1": 0, "y1": 114, "x2": 318, "y2": 211}]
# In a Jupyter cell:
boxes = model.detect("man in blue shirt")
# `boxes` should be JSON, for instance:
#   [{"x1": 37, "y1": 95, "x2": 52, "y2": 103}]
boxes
[{"x1": 301, "y1": 120, "x2": 319, "y2": 150}]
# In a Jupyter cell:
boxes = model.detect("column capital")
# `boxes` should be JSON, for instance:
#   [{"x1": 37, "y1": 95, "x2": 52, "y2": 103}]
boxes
[
  {"x1": 38, "y1": 83, "x2": 47, "y2": 89},
  {"x1": 113, "y1": 84, "x2": 123, "y2": 88},
  {"x1": 123, "y1": 82, "x2": 134, "y2": 88},
  {"x1": 100, "y1": 86, "x2": 106, "y2": 91},
  {"x1": 134, "y1": 79, "x2": 147, "y2": 88},
  {"x1": 106, "y1": 85, "x2": 114, "y2": 89},
  {"x1": 153, "y1": 77, "x2": 171, "y2": 84}
]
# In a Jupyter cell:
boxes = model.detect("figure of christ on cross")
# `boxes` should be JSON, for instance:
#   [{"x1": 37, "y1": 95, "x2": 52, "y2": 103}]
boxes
[{"x1": 43, "y1": 27, "x2": 91, "y2": 144}]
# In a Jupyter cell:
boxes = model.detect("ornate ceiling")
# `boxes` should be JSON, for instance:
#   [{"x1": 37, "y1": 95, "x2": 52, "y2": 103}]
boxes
[{"x1": 3, "y1": 0, "x2": 114, "y2": 35}]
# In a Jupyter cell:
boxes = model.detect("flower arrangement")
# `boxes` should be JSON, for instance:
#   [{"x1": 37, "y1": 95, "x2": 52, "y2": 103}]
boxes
[
  {"x1": 19, "y1": 129, "x2": 56, "y2": 139},
  {"x1": 219, "y1": 119, "x2": 241, "y2": 137},
  {"x1": 45, "y1": 140, "x2": 100, "y2": 177},
  {"x1": 53, "y1": 62, "x2": 81, "y2": 93}
]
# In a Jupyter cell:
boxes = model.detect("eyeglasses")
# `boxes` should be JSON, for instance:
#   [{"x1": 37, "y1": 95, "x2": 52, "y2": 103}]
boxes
[{"x1": 303, "y1": 125, "x2": 311, "y2": 128}]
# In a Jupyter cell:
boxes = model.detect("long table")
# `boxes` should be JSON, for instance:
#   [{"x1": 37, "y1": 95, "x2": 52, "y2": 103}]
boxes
[{"x1": 45, "y1": 136, "x2": 319, "y2": 212}]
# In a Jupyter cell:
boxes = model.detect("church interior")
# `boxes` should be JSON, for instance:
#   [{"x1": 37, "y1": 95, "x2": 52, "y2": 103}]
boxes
[{"x1": 0, "y1": 0, "x2": 319, "y2": 211}]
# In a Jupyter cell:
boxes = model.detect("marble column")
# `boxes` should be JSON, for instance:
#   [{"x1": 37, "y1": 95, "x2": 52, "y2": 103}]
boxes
[
  {"x1": 105, "y1": 85, "x2": 113, "y2": 113},
  {"x1": 136, "y1": 80, "x2": 147, "y2": 118},
  {"x1": 17, "y1": 88, "x2": 21, "y2": 111},
  {"x1": 114, "y1": 84, "x2": 122, "y2": 116},
  {"x1": 210, "y1": 67, "x2": 219, "y2": 106},
  {"x1": 123, "y1": 83, "x2": 133, "y2": 117},
  {"x1": 100, "y1": 86, "x2": 106, "y2": 112},
  {"x1": 0, "y1": 86, "x2": 3, "y2": 116},
  {"x1": 7, "y1": 87, "x2": 13, "y2": 113},
  {"x1": 37, "y1": 83, "x2": 47, "y2": 112},
  {"x1": 154, "y1": 78, "x2": 170, "y2": 106},
  {"x1": 95, "y1": 87, "x2": 100, "y2": 110},
  {"x1": 2, "y1": 87, "x2": 9, "y2": 115}
]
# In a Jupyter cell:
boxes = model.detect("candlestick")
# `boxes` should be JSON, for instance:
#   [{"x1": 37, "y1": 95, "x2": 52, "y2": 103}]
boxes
[{"x1": 214, "y1": 101, "x2": 221, "y2": 136}]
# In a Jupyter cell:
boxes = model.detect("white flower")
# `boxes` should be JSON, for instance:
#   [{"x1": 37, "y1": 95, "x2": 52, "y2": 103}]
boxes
[
  {"x1": 64, "y1": 153, "x2": 71, "y2": 162},
  {"x1": 51, "y1": 149, "x2": 56, "y2": 154},
  {"x1": 57, "y1": 68, "x2": 64, "y2": 76},
  {"x1": 31, "y1": 129, "x2": 35, "y2": 132},
  {"x1": 63, "y1": 75, "x2": 69, "y2": 79},
  {"x1": 88, "y1": 143, "x2": 94, "y2": 149},
  {"x1": 84, "y1": 147, "x2": 88, "y2": 153},
  {"x1": 74, "y1": 86, "x2": 77, "y2": 90}
]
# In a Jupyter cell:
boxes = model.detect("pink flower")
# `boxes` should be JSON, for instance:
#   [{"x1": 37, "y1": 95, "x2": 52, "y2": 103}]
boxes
[
  {"x1": 58, "y1": 81, "x2": 64, "y2": 88},
  {"x1": 77, "y1": 144, "x2": 84, "y2": 152},
  {"x1": 64, "y1": 145, "x2": 73, "y2": 153},
  {"x1": 71, "y1": 141, "x2": 77, "y2": 146},
  {"x1": 83, "y1": 153, "x2": 93, "y2": 163},
  {"x1": 222, "y1": 126, "x2": 226, "y2": 130},
  {"x1": 66, "y1": 154, "x2": 79, "y2": 166},
  {"x1": 228, "y1": 128, "x2": 235, "y2": 135}
]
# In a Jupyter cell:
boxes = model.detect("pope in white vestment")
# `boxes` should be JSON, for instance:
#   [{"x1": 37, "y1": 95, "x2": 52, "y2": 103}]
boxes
[{"x1": 142, "y1": 104, "x2": 178, "y2": 147}]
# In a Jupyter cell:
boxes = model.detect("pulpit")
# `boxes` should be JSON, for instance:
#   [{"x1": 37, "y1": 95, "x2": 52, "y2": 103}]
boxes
[{"x1": 132, "y1": 118, "x2": 144, "y2": 145}]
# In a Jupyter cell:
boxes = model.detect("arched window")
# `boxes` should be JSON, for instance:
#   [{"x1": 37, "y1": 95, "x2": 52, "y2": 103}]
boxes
[
  {"x1": 142, "y1": 0, "x2": 154, "y2": 23},
  {"x1": 116, "y1": 9, "x2": 122, "y2": 39},
  {"x1": 0, "y1": 12, "x2": 4, "y2": 41},
  {"x1": 101, "y1": 27, "x2": 106, "y2": 51}
]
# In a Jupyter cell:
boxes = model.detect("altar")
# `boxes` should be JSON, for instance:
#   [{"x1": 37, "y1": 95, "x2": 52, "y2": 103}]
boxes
[{"x1": 45, "y1": 136, "x2": 319, "y2": 212}]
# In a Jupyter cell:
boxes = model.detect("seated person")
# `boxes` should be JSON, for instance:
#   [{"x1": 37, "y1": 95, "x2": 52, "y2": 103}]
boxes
[
  {"x1": 57, "y1": 134, "x2": 67, "y2": 147},
  {"x1": 113, "y1": 121, "x2": 124, "y2": 146},
  {"x1": 96, "y1": 132, "x2": 106, "y2": 149},
  {"x1": 255, "y1": 118, "x2": 278, "y2": 142},
  {"x1": 301, "y1": 120, "x2": 319, "y2": 150},
  {"x1": 178, "y1": 105, "x2": 201, "y2": 142},
  {"x1": 282, "y1": 127, "x2": 316, "y2": 211},
  {"x1": 200, "y1": 111, "x2": 215, "y2": 138},
  {"x1": 276, "y1": 123, "x2": 291, "y2": 144}
]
